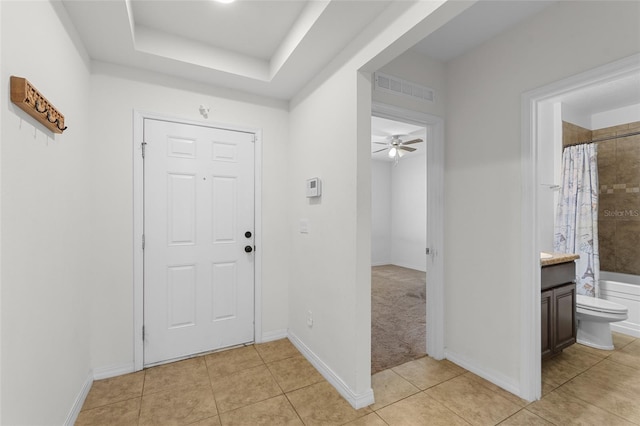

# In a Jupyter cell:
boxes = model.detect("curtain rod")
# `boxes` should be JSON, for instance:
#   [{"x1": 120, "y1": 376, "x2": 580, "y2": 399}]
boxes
[{"x1": 564, "y1": 130, "x2": 640, "y2": 149}]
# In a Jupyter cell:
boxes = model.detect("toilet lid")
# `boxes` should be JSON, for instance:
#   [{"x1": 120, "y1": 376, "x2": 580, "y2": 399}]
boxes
[{"x1": 576, "y1": 295, "x2": 628, "y2": 314}]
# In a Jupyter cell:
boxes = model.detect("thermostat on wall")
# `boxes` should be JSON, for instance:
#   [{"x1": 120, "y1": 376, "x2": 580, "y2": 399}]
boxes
[{"x1": 306, "y1": 177, "x2": 322, "y2": 198}]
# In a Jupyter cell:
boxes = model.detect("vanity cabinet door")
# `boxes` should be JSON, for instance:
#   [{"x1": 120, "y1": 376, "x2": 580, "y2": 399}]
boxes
[
  {"x1": 553, "y1": 283, "x2": 576, "y2": 352},
  {"x1": 541, "y1": 289, "x2": 553, "y2": 358}
]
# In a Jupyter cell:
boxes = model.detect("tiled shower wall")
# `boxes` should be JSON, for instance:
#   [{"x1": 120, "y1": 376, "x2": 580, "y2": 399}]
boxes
[{"x1": 563, "y1": 121, "x2": 640, "y2": 275}]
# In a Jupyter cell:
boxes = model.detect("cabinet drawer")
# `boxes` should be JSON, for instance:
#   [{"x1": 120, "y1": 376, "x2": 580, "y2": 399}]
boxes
[{"x1": 541, "y1": 262, "x2": 575, "y2": 291}]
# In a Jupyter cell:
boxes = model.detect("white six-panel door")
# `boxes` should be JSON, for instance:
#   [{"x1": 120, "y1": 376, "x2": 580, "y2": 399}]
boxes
[{"x1": 143, "y1": 118, "x2": 255, "y2": 366}]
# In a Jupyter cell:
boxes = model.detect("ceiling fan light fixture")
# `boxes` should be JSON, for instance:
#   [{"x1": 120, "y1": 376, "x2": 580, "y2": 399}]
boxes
[{"x1": 388, "y1": 147, "x2": 397, "y2": 158}]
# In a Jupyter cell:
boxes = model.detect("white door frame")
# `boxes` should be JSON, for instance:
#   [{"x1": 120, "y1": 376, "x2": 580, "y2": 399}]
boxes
[
  {"x1": 132, "y1": 110, "x2": 263, "y2": 371},
  {"x1": 372, "y1": 102, "x2": 445, "y2": 360},
  {"x1": 520, "y1": 53, "x2": 640, "y2": 401}
]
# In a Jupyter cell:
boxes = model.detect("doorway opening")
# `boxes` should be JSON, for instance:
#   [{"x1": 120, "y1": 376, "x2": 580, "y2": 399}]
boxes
[
  {"x1": 370, "y1": 102, "x2": 445, "y2": 376},
  {"x1": 521, "y1": 53, "x2": 640, "y2": 400},
  {"x1": 370, "y1": 114, "x2": 427, "y2": 373}
]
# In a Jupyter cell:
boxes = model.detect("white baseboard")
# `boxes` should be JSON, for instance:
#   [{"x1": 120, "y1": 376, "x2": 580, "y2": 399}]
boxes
[
  {"x1": 260, "y1": 328, "x2": 288, "y2": 343},
  {"x1": 64, "y1": 371, "x2": 93, "y2": 426},
  {"x1": 287, "y1": 332, "x2": 374, "y2": 409},
  {"x1": 445, "y1": 350, "x2": 520, "y2": 397},
  {"x1": 93, "y1": 362, "x2": 135, "y2": 380},
  {"x1": 611, "y1": 322, "x2": 640, "y2": 338}
]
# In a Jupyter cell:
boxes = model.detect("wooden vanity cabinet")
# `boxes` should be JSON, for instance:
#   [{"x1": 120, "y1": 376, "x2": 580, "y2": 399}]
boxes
[{"x1": 541, "y1": 261, "x2": 577, "y2": 359}]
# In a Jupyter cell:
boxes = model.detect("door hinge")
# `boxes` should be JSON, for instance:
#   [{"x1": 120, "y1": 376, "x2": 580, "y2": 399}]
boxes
[
  {"x1": 426, "y1": 248, "x2": 431, "y2": 255},
  {"x1": 142, "y1": 325, "x2": 145, "y2": 341},
  {"x1": 142, "y1": 234, "x2": 145, "y2": 250},
  {"x1": 141, "y1": 141, "x2": 147, "y2": 158}
]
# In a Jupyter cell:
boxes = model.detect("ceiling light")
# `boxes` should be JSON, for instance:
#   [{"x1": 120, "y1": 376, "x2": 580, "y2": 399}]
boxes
[
  {"x1": 388, "y1": 147, "x2": 397, "y2": 158},
  {"x1": 213, "y1": 0, "x2": 236, "y2": 3}
]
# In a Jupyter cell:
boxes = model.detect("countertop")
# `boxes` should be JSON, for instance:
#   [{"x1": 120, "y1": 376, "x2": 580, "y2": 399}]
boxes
[{"x1": 540, "y1": 252, "x2": 579, "y2": 267}]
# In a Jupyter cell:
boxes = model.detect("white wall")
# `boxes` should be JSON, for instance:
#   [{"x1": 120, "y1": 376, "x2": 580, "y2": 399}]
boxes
[
  {"x1": 444, "y1": 0, "x2": 640, "y2": 394},
  {"x1": 391, "y1": 154, "x2": 427, "y2": 272},
  {"x1": 289, "y1": 69, "x2": 366, "y2": 396},
  {"x1": 1, "y1": 1, "x2": 93, "y2": 423},
  {"x1": 88, "y1": 63, "x2": 291, "y2": 369},
  {"x1": 371, "y1": 160, "x2": 392, "y2": 265},
  {"x1": 536, "y1": 101, "x2": 560, "y2": 252},
  {"x1": 372, "y1": 154, "x2": 427, "y2": 271}
]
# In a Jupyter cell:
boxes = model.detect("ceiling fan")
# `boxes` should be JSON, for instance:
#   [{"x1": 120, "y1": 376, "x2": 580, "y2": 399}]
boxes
[{"x1": 372, "y1": 135, "x2": 423, "y2": 164}]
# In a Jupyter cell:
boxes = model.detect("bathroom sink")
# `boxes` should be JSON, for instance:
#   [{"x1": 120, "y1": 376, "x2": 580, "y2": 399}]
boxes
[{"x1": 540, "y1": 252, "x2": 553, "y2": 259}]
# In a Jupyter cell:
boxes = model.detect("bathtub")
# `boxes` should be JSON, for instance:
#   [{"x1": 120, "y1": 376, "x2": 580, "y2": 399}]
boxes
[{"x1": 599, "y1": 271, "x2": 640, "y2": 338}]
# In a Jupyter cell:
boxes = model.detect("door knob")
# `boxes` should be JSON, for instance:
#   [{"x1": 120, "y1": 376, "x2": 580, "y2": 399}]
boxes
[{"x1": 244, "y1": 245, "x2": 253, "y2": 253}]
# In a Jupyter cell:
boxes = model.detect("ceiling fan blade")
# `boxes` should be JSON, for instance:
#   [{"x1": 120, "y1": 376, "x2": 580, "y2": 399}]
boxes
[
  {"x1": 373, "y1": 142, "x2": 388, "y2": 145},
  {"x1": 372, "y1": 148, "x2": 387, "y2": 153},
  {"x1": 401, "y1": 138, "x2": 423, "y2": 145},
  {"x1": 399, "y1": 146, "x2": 416, "y2": 152}
]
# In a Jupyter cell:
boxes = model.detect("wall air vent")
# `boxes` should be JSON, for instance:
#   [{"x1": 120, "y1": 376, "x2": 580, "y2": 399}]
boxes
[{"x1": 373, "y1": 72, "x2": 435, "y2": 103}]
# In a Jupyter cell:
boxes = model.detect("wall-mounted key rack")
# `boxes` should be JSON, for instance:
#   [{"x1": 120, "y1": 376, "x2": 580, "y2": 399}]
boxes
[{"x1": 10, "y1": 76, "x2": 67, "y2": 134}]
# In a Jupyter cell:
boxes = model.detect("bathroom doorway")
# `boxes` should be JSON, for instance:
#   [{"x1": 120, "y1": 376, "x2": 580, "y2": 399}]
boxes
[
  {"x1": 370, "y1": 102, "x2": 445, "y2": 373},
  {"x1": 522, "y1": 53, "x2": 640, "y2": 400}
]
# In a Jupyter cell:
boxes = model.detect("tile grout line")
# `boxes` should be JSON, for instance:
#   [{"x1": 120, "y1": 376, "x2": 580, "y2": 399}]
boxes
[
  {"x1": 543, "y1": 344, "x2": 640, "y2": 426},
  {"x1": 136, "y1": 369, "x2": 147, "y2": 425},
  {"x1": 260, "y1": 346, "x2": 307, "y2": 425},
  {"x1": 202, "y1": 352, "x2": 222, "y2": 424}
]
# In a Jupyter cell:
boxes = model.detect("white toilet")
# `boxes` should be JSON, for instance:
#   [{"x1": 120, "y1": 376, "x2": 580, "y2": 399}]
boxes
[{"x1": 576, "y1": 294, "x2": 628, "y2": 350}]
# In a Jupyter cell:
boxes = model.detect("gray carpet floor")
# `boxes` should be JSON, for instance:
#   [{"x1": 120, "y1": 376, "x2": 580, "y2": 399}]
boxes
[{"x1": 371, "y1": 265, "x2": 426, "y2": 374}]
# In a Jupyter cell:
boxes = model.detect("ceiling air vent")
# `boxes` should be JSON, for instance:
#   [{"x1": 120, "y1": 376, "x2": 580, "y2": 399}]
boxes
[{"x1": 374, "y1": 72, "x2": 434, "y2": 103}]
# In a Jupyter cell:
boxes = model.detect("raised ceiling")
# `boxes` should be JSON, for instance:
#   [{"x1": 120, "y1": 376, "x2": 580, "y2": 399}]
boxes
[
  {"x1": 58, "y1": 1, "x2": 639, "y2": 151},
  {"x1": 61, "y1": 0, "x2": 392, "y2": 100},
  {"x1": 130, "y1": 1, "x2": 308, "y2": 61},
  {"x1": 59, "y1": 0, "x2": 562, "y2": 100}
]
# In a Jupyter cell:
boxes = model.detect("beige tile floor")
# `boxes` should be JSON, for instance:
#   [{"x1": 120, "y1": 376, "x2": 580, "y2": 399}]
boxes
[{"x1": 77, "y1": 333, "x2": 640, "y2": 425}]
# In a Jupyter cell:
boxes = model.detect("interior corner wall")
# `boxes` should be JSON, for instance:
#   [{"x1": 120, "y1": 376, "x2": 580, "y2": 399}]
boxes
[
  {"x1": 391, "y1": 154, "x2": 427, "y2": 272},
  {"x1": 444, "y1": 0, "x2": 640, "y2": 394},
  {"x1": 371, "y1": 160, "x2": 392, "y2": 265},
  {"x1": 1, "y1": 1, "x2": 93, "y2": 423},
  {"x1": 288, "y1": 68, "x2": 363, "y2": 392},
  {"x1": 536, "y1": 101, "x2": 558, "y2": 253},
  {"x1": 88, "y1": 64, "x2": 291, "y2": 369},
  {"x1": 371, "y1": 154, "x2": 427, "y2": 272},
  {"x1": 561, "y1": 103, "x2": 592, "y2": 130}
]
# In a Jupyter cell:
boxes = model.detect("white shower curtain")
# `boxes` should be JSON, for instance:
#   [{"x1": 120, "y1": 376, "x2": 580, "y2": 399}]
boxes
[{"x1": 554, "y1": 144, "x2": 599, "y2": 297}]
